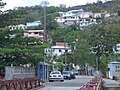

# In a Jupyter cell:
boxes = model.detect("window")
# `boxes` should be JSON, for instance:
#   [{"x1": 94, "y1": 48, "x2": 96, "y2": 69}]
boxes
[
  {"x1": 65, "y1": 50, "x2": 68, "y2": 52},
  {"x1": 34, "y1": 32, "x2": 38, "y2": 34},
  {"x1": 59, "y1": 49, "x2": 61, "y2": 52}
]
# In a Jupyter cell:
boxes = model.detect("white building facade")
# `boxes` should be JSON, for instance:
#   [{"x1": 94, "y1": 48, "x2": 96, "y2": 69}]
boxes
[
  {"x1": 8, "y1": 24, "x2": 27, "y2": 30},
  {"x1": 56, "y1": 9, "x2": 111, "y2": 29},
  {"x1": 44, "y1": 42, "x2": 71, "y2": 58}
]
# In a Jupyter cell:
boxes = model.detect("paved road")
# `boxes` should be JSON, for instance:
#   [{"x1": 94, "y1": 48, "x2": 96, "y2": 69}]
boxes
[{"x1": 38, "y1": 76, "x2": 93, "y2": 90}]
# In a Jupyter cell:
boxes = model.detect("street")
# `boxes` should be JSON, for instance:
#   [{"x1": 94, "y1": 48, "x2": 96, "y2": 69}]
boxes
[{"x1": 38, "y1": 76, "x2": 93, "y2": 90}]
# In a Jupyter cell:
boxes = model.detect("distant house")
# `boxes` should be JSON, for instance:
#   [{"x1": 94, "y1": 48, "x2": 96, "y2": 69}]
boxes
[
  {"x1": 94, "y1": 12, "x2": 111, "y2": 18},
  {"x1": 108, "y1": 60, "x2": 120, "y2": 79},
  {"x1": 113, "y1": 43, "x2": 120, "y2": 54},
  {"x1": 56, "y1": 9, "x2": 93, "y2": 26},
  {"x1": 23, "y1": 30, "x2": 48, "y2": 41},
  {"x1": 79, "y1": 18, "x2": 97, "y2": 29},
  {"x1": 26, "y1": 21, "x2": 42, "y2": 27},
  {"x1": 56, "y1": 9, "x2": 113, "y2": 29},
  {"x1": 44, "y1": 42, "x2": 71, "y2": 58},
  {"x1": 8, "y1": 24, "x2": 27, "y2": 30}
]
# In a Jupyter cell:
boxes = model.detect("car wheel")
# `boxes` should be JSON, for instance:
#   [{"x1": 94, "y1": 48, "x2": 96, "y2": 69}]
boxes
[
  {"x1": 61, "y1": 80, "x2": 64, "y2": 82},
  {"x1": 49, "y1": 80, "x2": 53, "y2": 82},
  {"x1": 69, "y1": 78, "x2": 71, "y2": 80}
]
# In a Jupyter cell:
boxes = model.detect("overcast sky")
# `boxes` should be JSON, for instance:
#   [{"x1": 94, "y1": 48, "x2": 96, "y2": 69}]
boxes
[{"x1": 2, "y1": 0, "x2": 106, "y2": 11}]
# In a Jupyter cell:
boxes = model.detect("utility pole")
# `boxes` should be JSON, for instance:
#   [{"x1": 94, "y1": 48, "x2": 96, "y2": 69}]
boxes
[
  {"x1": 43, "y1": 3, "x2": 46, "y2": 42},
  {"x1": 64, "y1": 42, "x2": 67, "y2": 70},
  {"x1": 40, "y1": 0, "x2": 49, "y2": 43},
  {"x1": 40, "y1": 0, "x2": 49, "y2": 64},
  {"x1": 73, "y1": 39, "x2": 78, "y2": 64}
]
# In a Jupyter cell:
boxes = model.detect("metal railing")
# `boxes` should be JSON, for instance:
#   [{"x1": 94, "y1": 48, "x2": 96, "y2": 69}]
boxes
[
  {"x1": 77, "y1": 76, "x2": 102, "y2": 90},
  {"x1": 0, "y1": 77, "x2": 44, "y2": 90}
]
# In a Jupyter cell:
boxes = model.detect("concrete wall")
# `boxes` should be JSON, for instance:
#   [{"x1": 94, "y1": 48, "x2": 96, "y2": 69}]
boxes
[
  {"x1": 106, "y1": 87, "x2": 120, "y2": 90},
  {"x1": 5, "y1": 66, "x2": 35, "y2": 80}
]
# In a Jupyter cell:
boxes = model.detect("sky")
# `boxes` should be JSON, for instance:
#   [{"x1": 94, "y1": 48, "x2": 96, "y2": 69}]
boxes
[{"x1": 2, "y1": 0, "x2": 106, "y2": 11}]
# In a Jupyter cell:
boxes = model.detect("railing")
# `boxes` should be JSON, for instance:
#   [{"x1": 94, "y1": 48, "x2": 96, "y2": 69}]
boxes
[
  {"x1": 77, "y1": 76, "x2": 102, "y2": 90},
  {"x1": 0, "y1": 77, "x2": 44, "y2": 90}
]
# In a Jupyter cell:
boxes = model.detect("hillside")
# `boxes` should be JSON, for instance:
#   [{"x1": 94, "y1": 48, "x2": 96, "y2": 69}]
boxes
[
  {"x1": 21, "y1": 0, "x2": 115, "y2": 12},
  {"x1": 17, "y1": 0, "x2": 120, "y2": 24},
  {"x1": 66, "y1": 1, "x2": 113, "y2": 12}
]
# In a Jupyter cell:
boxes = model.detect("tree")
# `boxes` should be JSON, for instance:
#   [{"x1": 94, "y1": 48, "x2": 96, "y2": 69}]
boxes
[
  {"x1": 0, "y1": 28, "x2": 46, "y2": 71},
  {"x1": 83, "y1": 22, "x2": 120, "y2": 72},
  {"x1": 89, "y1": 6, "x2": 101, "y2": 13},
  {"x1": 0, "y1": 6, "x2": 27, "y2": 28},
  {"x1": 111, "y1": 0, "x2": 120, "y2": 13},
  {"x1": 54, "y1": 62, "x2": 64, "y2": 72}
]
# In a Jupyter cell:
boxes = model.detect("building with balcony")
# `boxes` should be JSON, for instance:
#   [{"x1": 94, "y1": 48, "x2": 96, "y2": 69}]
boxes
[
  {"x1": 44, "y1": 42, "x2": 71, "y2": 58},
  {"x1": 23, "y1": 30, "x2": 48, "y2": 41},
  {"x1": 56, "y1": 9, "x2": 93, "y2": 26},
  {"x1": 56, "y1": 9, "x2": 111, "y2": 29}
]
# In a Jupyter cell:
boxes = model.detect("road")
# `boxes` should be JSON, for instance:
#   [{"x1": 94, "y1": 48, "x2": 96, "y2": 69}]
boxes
[{"x1": 38, "y1": 76, "x2": 94, "y2": 90}]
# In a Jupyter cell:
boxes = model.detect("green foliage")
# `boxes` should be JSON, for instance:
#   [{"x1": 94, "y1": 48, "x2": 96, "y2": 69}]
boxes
[
  {"x1": 89, "y1": 6, "x2": 101, "y2": 13},
  {"x1": 50, "y1": 27, "x2": 80, "y2": 43},
  {"x1": 0, "y1": 9, "x2": 27, "y2": 28},
  {"x1": 111, "y1": 0, "x2": 120, "y2": 13},
  {"x1": 0, "y1": 28, "x2": 46, "y2": 70},
  {"x1": 81, "y1": 21, "x2": 120, "y2": 72},
  {"x1": 59, "y1": 19, "x2": 120, "y2": 73},
  {"x1": 47, "y1": 6, "x2": 62, "y2": 14},
  {"x1": 54, "y1": 62, "x2": 64, "y2": 72}
]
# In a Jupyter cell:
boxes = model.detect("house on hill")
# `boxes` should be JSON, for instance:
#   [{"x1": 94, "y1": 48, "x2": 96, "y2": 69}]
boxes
[
  {"x1": 44, "y1": 42, "x2": 71, "y2": 59},
  {"x1": 23, "y1": 30, "x2": 49, "y2": 42}
]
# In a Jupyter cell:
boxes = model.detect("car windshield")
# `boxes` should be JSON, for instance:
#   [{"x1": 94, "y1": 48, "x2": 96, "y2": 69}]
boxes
[
  {"x1": 70, "y1": 71, "x2": 74, "y2": 74},
  {"x1": 51, "y1": 71, "x2": 60, "y2": 74},
  {"x1": 63, "y1": 71, "x2": 69, "y2": 74}
]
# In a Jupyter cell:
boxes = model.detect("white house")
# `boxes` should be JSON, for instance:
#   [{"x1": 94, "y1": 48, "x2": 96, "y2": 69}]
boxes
[
  {"x1": 56, "y1": 9, "x2": 96, "y2": 27},
  {"x1": 44, "y1": 42, "x2": 71, "y2": 58},
  {"x1": 56, "y1": 9, "x2": 87, "y2": 25},
  {"x1": 93, "y1": 12, "x2": 111, "y2": 18},
  {"x1": 79, "y1": 18, "x2": 97, "y2": 29},
  {"x1": 113, "y1": 43, "x2": 120, "y2": 54},
  {"x1": 8, "y1": 24, "x2": 27, "y2": 30}
]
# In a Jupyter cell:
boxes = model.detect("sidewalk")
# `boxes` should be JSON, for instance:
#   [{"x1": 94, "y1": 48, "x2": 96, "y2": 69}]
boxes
[
  {"x1": 103, "y1": 78, "x2": 120, "y2": 87},
  {"x1": 38, "y1": 87, "x2": 79, "y2": 90}
]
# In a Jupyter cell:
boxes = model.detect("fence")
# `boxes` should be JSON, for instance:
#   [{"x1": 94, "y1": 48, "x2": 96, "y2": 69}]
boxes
[
  {"x1": 0, "y1": 77, "x2": 44, "y2": 90},
  {"x1": 77, "y1": 76, "x2": 102, "y2": 90}
]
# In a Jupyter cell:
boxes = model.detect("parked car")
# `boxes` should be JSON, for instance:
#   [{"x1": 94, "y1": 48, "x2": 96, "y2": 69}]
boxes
[
  {"x1": 70, "y1": 71, "x2": 76, "y2": 79},
  {"x1": 49, "y1": 71, "x2": 64, "y2": 82},
  {"x1": 62, "y1": 71, "x2": 71, "y2": 80},
  {"x1": 75, "y1": 70, "x2": 79, "y2": 75}
]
